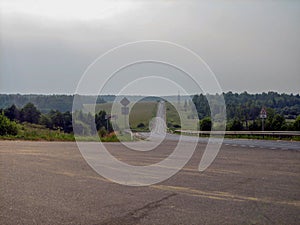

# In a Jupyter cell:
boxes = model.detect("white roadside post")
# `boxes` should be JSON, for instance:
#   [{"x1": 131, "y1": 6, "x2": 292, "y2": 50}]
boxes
[{"x1": 260, "y1": 108, "x2": 267, "y2": 138}]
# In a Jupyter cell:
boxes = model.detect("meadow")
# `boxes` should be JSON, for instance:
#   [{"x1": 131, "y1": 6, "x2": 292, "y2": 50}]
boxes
[
  {"x1": 84, "y1": 101, "x2": 198, "y2": 132},
  {"x1": 165, "y1": 102, "x2": 199, "y2": 131},
  {"x1": 83, "y1": 101, "x2": 158, "y2": 131}
]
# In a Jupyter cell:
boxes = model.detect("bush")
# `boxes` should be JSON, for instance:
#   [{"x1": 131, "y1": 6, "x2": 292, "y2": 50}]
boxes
[
  {"x1": 249, "y1": 120, "x2": 261, "y2": 131},
  {"x1": 137, "y1": 123, "x2": 145, "y2": 128},
  {"x1": 0, "y1": 113, "x2": 18, "y2": 136},
  {"x1": 227, "y1": 118, "x2": 244, "y2": 131},
  {"x1": 98, "y1": 127, "x2": 107, "y2": 137},
  {"x1": 294, "y1": 116, "x2": 300, "y2": 131},
  {"x1": 200, "y1": 117, "x2": 212, "y2": 131},
  {"x1": 101, "y1": 133, "x2": 119, "y2": 142},
  {"x1": 270, "y1": 114, "x2": 286, "y2": 131}
]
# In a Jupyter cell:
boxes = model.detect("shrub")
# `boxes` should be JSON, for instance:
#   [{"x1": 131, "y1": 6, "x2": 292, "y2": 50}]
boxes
[
  {"x1": 227, "y1": 118, "x2": 244, "y2": 131},
  {"x1": 200, "y1": 117, "x2": 212, "y2": 131},
  {"x1": 137, "y1": 123, "x2": 145, "y2": 128},
  {"x1": 294, "y1": 116, "x2": 300, "y2": 131},
  {"x1": 98, "y1": 127, "x2": 107, "y2": 137},
  {"x1": 0, "y1": 113, "x2": 18, "y2": 136}
]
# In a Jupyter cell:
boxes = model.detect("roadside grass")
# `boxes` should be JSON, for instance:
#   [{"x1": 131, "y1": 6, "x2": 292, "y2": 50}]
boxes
[
  {"x1": 0, "y1": 123, "x2": 134, "y2": 142},
  {"x1": 1, "y1": 120, "x2": 298, "y2": 142},
  {"x1": 0, "y1": 123, "x2": 75, "y2": 141},
  {"x1": 75, "y1": 133, "x2": 133, "y2": 142}
]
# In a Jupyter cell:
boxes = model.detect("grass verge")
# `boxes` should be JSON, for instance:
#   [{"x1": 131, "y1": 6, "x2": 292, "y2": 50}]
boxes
[{"x1": 0, "y1": 123, "x2": 131, "y2": 142}]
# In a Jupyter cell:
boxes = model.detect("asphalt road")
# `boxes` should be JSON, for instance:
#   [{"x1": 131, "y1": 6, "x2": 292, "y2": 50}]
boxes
[
  {"x1": 162, "y1": 134, "x2": 300, "y2": 151},
  {"x1": 1, "y1": 140, "x2": 299, "y2": 225},
  {"x1": 150, "y1": 101, "x2": 166, "y2": 136}
]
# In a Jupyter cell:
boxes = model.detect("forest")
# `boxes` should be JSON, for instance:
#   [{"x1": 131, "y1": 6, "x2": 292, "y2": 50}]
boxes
[
  {"x1": 193, "y1": 91, "x2": 300, "y2": 131},
  {"x1": 0, "y1": 94, "x2": 107, "y2": 113}
]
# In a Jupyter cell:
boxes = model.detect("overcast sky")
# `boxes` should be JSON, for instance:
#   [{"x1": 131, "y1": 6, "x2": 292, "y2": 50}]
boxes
[{"x1": 0, "y1": 0, "x2": 299, "y2": 95}]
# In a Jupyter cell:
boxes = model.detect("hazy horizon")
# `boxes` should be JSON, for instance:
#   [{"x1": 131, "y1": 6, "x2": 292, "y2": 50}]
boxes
[{"x1": 0, "y1": 90, "x2": 299, "y2": 96}]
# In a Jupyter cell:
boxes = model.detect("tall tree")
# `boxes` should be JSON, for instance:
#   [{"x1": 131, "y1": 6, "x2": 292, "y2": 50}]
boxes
[
  {"x1": 4, "y1": 104, "x2": 20, "y2": 121},
  {"x1": 20, "y1": 103, "x2": 41, "y2": 124},
  {"x1": 95, "y1": 110, "x2": 112, "y2": 132}
]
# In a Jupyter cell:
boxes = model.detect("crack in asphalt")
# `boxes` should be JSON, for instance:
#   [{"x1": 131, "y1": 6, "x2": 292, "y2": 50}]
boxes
[{"x1": 99, "y1": 193, "x2": 176, "y2": 225}]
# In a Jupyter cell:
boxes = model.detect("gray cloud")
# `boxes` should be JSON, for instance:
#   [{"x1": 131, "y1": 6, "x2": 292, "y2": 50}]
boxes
[{"x1": 0, "y1": 0, "x2": 299, "y2": 94}]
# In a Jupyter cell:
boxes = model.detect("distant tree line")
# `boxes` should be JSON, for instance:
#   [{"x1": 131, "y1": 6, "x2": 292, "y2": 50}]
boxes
[
  {"x1": 0, "y1": 94, "x2": 106, "y2": 113},
  {"x1": 0, "y1": 102, "x2": 113, "y2": 136},
  {"x1": 194, "y1": 92, "x2": 300, "y2": 131}
]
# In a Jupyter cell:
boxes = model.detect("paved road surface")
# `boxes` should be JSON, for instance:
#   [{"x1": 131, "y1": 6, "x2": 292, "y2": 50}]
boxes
[
  {"x1": 1, "y1": 140, "x2": 299, "y2": 225},
  {"x1": 162, "y1": 134, "x2": 300, "y2": 151},
  {"x1": 150, "y1": 101, "x2": 167, "y2": 136}
]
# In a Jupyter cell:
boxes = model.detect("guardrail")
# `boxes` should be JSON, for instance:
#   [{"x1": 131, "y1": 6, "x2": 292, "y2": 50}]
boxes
[{"x1": 175, "y1": 130, "x2": 300, "y2": 137}]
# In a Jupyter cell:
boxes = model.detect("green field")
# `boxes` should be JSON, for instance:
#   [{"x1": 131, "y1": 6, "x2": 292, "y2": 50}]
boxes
[
  {"x1": 129, "y1": 102, "x2": 158, "y2": 130},
  {"x1": 85, "y1": 101, "x2": 199, "y2": 132},
  {"x1": 165, "y1": 102, "x2": 199, "y2": 131},
  {"x1": 165, "y1": 102, "x2": 180, "y2": 130},
  {"x1": 84, "y1": 102, "x2": 158, "y2": 131}
]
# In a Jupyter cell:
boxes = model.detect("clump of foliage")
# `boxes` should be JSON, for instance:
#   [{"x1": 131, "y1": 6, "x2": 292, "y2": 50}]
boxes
[
  {"x1": 0, "y1": 113, "x2": 18, "y2": 136},
  {"x1": 294, "y1": 116, "x2": 300, "y2": 131},
  {"x1": 227, "y1": 118, "x2": 244, "y2": 131},
  {"x1": 199, "y1": 117, "x2": 212, "y2": 131},
  {"x1": 137, "y1": 123, "x2": 145, "y2": 128}
]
